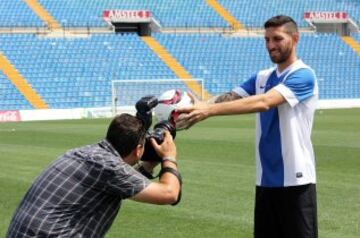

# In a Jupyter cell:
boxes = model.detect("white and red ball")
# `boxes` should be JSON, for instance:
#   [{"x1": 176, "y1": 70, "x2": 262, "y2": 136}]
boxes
[{"x1": 154, "y1": 89, "x2": 193, "y2": 127}]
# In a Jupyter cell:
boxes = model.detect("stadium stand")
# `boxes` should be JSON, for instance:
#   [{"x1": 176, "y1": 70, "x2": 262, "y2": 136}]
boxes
[
  {"x1": 299, "y1": 33, "x2": 360, "y2": 99},
  {"x1": 154, "y1": 33, "x2": 270, "y2": 95},
  {"x1": 352, "y1": 31, "x2": 360, "y2": 43},
  {"x1": 0, "y1": 1, "x2": 359, "y2": 111},
  {"x1": 155, "y1": 33, "x2": 360, "y2": 99},
  {"x1": 37, "y1": 0, "x2": 227, "y2": 27},
  {"x1": 218, "y1": 0, "x2": 360, "y2": 28},
  {"x1": 0, "y1": 71, "x2": 32, "y2": 110},
  {"x1": 0, "y1": 34, "x2": 175, "y2": 109},
  {"x1": 0, "y1": 0, "x2": 44, "y2": 27}
]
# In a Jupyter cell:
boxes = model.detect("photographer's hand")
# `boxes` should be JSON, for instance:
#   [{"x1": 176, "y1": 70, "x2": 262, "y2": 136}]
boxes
[
  {"x1": 150, "y1": 131, "x2": 177, "y2": 160},
  {"x1": 133, "y1": 131, "x2": 181, "y2": 205}
]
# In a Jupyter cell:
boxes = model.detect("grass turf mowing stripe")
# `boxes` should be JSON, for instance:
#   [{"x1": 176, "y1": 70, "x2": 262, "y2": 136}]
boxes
[{"x1": 0, "y1": 109, "x2": 359, "y2": 237}]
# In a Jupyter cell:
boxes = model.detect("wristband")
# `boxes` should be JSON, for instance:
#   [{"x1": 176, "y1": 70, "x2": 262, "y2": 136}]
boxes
[
  {"x1": 159, "y1": 167, "x2": 182, "y2": 206},
  {"x1": 162, "y1": 157, "x2": 177, "y2": 166},
  {"x1": 159, "y1": 167, "x2": 182, "y2": 185}
]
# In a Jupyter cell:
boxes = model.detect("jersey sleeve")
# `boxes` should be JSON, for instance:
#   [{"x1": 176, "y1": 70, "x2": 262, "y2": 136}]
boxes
[
  {"x1": 232, "y1": 74, "x2": 257, "y2": 97},
  {"x1": 274, "y1": 68, "x2": 316, "y2": 107}
]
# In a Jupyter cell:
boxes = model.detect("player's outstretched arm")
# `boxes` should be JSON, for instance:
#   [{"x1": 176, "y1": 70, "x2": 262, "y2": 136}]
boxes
[
  {"x1": 207, "y1": 91, "x2": 242, "y2": 104},
  {"x1": 176, "y1": 88, "x2": 286, "y2": 129},
  {"x1": 174, "y1": 91, "x2": 242, "y2": 129}
]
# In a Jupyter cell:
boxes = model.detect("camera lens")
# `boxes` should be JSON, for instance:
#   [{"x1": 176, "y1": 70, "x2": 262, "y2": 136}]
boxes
[
  {"x1": 152, "y1": 121, "x2": 176, "y2": 143},
  {"x1": 140, "y1": 121, "x2": 176, "y2": 162}
]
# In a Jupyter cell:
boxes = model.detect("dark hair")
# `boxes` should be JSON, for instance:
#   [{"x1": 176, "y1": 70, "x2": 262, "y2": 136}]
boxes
[
  {"x1": 264, "y1": 15, "x2": 298, "y2": 35},
  {"x1": 106, "y1": 113, "x2": 146, "y2": 157}
]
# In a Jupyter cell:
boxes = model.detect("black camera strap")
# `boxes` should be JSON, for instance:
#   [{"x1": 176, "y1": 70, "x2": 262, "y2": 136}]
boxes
[
  {"x1": 159, "y1": 167, "x2": 182, "y2": 206},
  {"x1": 137, "y1": 165, "x2": 156, "y2": 180}
]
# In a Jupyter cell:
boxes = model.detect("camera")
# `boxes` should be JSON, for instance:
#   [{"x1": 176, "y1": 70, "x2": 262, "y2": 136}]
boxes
[
  {"x1": 135, "y1": 95, "x2": 158, "y2": 132},
  {"x1": 135, "y1": 96, "x2": 176, "y2": 162},
  {"x1": 141, "y1": 120, "x2": 176, "y2": 162}
]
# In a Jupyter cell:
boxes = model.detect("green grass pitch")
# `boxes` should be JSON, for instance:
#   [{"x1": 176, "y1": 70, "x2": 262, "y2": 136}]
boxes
[{"x1": 0, "y1": 108, "x2": 359, "y2": 237}]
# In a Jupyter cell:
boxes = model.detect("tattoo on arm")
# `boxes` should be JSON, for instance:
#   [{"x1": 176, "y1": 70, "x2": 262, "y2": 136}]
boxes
[{"x1": 213, "y1": 92, "x2": 242, "y2": 103}]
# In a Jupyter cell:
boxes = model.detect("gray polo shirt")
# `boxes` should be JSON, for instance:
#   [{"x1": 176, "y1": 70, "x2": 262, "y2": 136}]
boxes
[{"x1": 7, "y1": 139, "x2": 150, "y2": 238}]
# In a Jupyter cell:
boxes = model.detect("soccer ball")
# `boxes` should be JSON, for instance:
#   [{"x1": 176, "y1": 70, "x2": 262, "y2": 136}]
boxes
[{"x1": 154, "y1": 89, "x2": 193, "y2": 128}]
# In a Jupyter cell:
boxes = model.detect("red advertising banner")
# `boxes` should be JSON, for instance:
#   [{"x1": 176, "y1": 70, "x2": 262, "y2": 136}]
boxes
[
  {"x1": 304, "y1": 12, "x2": 348, "y2": 23},
  {"x1": 103, "y1": 10, "x2": 151, "y2": 23},
  {"x1": 0, "y1": 110, "x2": 21, "y2": 122}
]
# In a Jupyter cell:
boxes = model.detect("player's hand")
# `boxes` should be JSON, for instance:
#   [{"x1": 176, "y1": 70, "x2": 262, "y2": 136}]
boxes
[
  {"x1": 175, "y1": 101, "x2": 212, "y2": 129},
  {"x1": 150, "y1": 131, "x2": 177, "y2": 159}
]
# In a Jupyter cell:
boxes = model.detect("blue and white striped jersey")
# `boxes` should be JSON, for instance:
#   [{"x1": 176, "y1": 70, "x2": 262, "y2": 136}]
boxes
[{"x1": 233, "y1": 60, "x2": 318, "y2": 187}]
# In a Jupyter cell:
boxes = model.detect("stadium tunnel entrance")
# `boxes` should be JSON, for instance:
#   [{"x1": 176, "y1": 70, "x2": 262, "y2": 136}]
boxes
[
  {"x1": 102, "y1": 10, "x2": 162, "y2": 36},
  {"x1": 304, "y1": 11, "x2": 359, "y2": 36},
  {"x1": 112, "y1": 22, "x2": 151, "y2": 36}
]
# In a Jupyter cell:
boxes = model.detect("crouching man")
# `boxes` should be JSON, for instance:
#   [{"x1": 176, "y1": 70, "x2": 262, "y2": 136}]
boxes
[{"x1": 7, "y1": 113, "x2": 181, "y2": 237}]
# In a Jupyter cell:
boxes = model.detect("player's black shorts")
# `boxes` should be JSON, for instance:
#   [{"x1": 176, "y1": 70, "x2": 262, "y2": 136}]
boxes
[{"x1": 254, "y1": 184, "x2": 317, "y2": 238}]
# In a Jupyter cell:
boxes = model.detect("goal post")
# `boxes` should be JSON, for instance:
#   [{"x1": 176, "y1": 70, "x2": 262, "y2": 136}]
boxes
[{"x1": 111, "y1": 78, "x2": 205, "y2": 115}]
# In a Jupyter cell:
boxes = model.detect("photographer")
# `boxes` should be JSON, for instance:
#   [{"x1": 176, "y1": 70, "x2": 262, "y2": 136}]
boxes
[{"x1": 7, "y1": 113, "x2": 181, "y2": 238}]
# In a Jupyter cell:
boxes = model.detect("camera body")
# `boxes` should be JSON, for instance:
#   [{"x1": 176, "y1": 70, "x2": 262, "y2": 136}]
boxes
[
  {"x1": 141, "y1": 120, "x2": 176, "y2": 162},
  {"x1": 135, "y1": 96, "x2": 176, "y2": 162}
]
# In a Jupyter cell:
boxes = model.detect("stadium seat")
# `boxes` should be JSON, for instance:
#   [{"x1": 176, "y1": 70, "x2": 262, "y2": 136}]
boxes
[
  {"x1": 352, "y1": 32, "x2": 360, "y2": 43},
  {"x1": 0, "y1": 72, "x2": 32, "y2": 110},
  {"x1": 0, "y1": 1, "x2": 359, "y2": 110},
  {"x1": 0, "y1": 33, "x2": 175, "y2": 109},
  {"x1": 0, "y1": 0, "x2": 44, "y2": 27},
  {"x1": 218, "y1": 0, "x2": 360, "y2": 28},
  {"x1": 38, "y1": 0, "x2": 227, "y2": 27},
  {"x1": 155, "y1": 33, "x2": 360, "y2": 99}
]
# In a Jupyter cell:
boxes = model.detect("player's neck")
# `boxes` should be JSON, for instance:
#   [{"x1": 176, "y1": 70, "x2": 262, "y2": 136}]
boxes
[{"x1": 277, "y1": 55, "x2": 298, "y2": 73}]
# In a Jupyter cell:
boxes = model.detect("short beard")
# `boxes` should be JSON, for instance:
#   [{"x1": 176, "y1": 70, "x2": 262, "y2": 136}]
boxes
[
  {"x1": 269, "y1": 42, "x2": 293, "y2": 64},
  {"x1": 269, "y1": 48, "x2": 291, "y2": 64}
]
